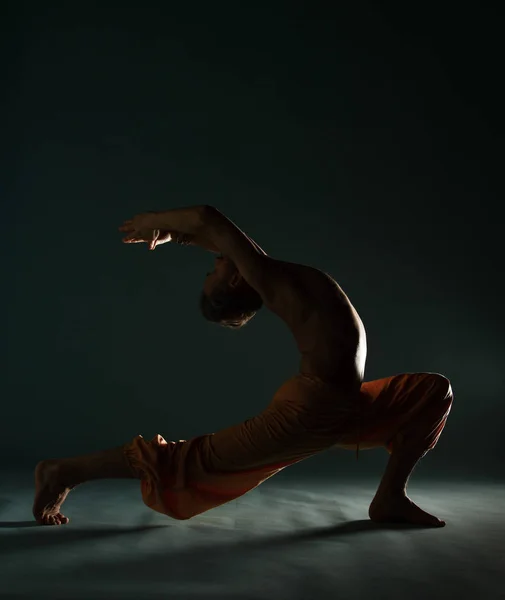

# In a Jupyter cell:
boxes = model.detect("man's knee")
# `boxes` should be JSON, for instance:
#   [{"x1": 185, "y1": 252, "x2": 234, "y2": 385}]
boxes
[
  {"x1": 429, "y1": 373, "x2": 453, "y2": 398},
  {"x1": 427, "y1": 373, "x2": 453, "y2": 411},
  {"x1": 385, "y1": 374, "x2": 453, "y2": 455}
]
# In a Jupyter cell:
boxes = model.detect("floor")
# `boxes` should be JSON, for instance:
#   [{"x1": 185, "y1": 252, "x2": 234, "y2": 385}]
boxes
[{"x1": 0, "y1": 471, "x2": 503, "y2": 600}]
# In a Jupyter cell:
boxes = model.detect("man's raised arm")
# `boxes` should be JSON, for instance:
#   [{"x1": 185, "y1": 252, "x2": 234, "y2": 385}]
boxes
[
  {"x1": 120, "y1": 205, "x2": 276, "y2": 300},
  {"x1": 120, "y1": 205, "x2": 219, "y2": 252},
  {"x1": 120, "y1": 205, "x2": 267, "y2": 257},
  {"x1": 146, "y1": 206, "x2": 267, "y2": 256}
]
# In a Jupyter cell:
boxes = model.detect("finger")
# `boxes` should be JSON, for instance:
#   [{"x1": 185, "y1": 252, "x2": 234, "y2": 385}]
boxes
[{"x1": 149, "y1": 229, "x2": 160, "y2": 251}]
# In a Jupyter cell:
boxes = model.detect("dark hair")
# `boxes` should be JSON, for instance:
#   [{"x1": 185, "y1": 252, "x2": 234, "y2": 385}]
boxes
[{"x1": 199, "y1": 280, "x2": 263, "y2": 329}]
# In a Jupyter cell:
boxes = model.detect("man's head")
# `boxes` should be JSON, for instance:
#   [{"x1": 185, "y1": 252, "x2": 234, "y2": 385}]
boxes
[{"x1": 199, "y1": 255, "x2": 263, "y2": 329}]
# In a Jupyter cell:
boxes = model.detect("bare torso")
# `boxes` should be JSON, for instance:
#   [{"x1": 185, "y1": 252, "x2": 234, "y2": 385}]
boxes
[{"x1": 263, "y1": 258, "x2": 367, "y2": 390}]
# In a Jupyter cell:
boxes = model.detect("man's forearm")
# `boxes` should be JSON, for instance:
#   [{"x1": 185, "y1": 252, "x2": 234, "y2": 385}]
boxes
[
  {"x1": 148, "y1": 205, "x2": 208, "y2": 236},
  {"x1": 148, "y1": 205, "x2": 266, "y2": 256},
  {"x1": 169, "y1": 231, "x2": 221, "y2": 253}
]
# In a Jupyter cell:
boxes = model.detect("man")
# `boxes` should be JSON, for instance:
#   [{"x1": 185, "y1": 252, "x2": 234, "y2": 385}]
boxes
[{"x1": 33, "y1": 205, "x2": 453, "y2": 527}]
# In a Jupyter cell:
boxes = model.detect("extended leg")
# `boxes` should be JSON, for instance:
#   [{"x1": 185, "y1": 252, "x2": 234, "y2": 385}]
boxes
[
  {"x1": 32, "y1": 445, "x2": 138, "y2": 526},
  {"x1": 369, "y1": 374, "x2": 453, "y2": 527}
]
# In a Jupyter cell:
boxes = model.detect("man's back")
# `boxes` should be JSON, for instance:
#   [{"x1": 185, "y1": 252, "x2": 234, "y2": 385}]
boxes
[{"x1": 261, "y1": 257, "x2": 367, "y2": 389}]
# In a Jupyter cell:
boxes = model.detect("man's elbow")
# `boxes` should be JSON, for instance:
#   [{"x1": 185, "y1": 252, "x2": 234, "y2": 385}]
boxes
[
  {"x1": 200, "y1": 205, "x2": 224, "y2": 232},
  {"x1": 200, "y1": 204, "x2": 218, "y2": 219}
]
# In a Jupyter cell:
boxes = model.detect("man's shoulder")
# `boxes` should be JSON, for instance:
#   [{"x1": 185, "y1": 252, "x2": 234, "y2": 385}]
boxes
[
  {"x1": 263, "y1": 258, "x2": 340, "y2": 301},
  {"x1": 264, "y1": 258, "x2": 361, "y2": 338},
  {"x1": 258, "y1": 258, "x2": 310, "y2": 304},
  {"x1": 260, "y1": 259, "x2": 339, "y2": 323}
]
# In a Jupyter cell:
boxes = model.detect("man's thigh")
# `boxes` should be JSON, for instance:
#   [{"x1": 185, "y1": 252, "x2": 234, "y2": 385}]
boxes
[
  {"x1": 336, "y1": 372, "x2": 448, "y2": 452},
  {"x1": 202, "y1": 373, "x2": 359, "y2": 472}
]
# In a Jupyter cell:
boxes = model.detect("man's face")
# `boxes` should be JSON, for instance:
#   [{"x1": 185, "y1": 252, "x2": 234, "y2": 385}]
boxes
[{"x1": 203, "y1": 255, "x2": 237, "y2": 295}]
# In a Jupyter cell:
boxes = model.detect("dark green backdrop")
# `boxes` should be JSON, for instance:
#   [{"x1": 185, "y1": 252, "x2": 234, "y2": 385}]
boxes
[{"x1": 2, "y1": 2, "x2": 503, "y2": 479}]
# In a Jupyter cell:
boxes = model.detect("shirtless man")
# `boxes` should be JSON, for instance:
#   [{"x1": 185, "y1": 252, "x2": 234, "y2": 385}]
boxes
[{"x1": 33, "y1": 205, "x2": 453, "y2": 527}]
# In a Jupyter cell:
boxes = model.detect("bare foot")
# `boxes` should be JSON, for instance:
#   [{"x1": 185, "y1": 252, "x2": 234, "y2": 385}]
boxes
[
  {"x1": 33, "y1": 460, "x2": 75, "y2": 525},
  {"x1": 369, "y1": 493, "x2": 445, "y2": 528}
]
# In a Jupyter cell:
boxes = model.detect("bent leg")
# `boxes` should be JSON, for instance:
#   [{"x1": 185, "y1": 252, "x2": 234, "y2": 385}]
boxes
[{"x1": 368, "y1": 373, "x2": 454, "y2": 527}]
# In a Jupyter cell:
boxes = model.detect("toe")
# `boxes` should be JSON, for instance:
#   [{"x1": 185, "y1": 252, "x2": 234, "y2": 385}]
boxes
[
  {"x1": 45, "y1": 514, "x2": 58, "y2": 526},
  {"x1": 428, "y1": 514, "x2": 444, "y2": 527},
  {"x1": 58, "y1": 513, "x2": 69, "y2": 524}
]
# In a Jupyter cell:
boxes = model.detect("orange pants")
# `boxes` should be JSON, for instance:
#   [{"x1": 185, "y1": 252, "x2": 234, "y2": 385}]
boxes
[{"x1": 123, "y1": 372, "x2": 453, "y2": 520}]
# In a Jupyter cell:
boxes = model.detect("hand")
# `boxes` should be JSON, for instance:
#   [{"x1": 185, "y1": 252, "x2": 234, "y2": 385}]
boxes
[
  {"x1": 119, "y1": 211, "x2": 220, "y2": 253},
  {"x1": 119, "y1": 212, "x2": 167, "y2": 251}
]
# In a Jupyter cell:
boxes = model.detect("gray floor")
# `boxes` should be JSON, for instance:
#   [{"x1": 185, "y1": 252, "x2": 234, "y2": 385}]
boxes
[{"x1": 0, "y1": 471, "x2": 503, "y2": 600}]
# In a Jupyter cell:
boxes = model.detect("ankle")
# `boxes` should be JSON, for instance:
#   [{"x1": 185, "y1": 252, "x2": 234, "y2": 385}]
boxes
[
  {"x1": 54, "y1": 459, "x2": 81, "y2": 488},
  {"x1": 375, "y1": 484, "x2": 407, "y2": 499}
]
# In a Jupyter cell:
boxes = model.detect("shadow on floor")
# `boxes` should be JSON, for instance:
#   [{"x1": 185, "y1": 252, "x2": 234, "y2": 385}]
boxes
[
  {"x1": 0, "y1": 521, "x2": 39, "y2": 528},
  {"x1": 0, "y1": 516, "x2": 436, "y2": 555},
  {"x1": 0, "y1": 523, "x2": 170, "y2": 554}
]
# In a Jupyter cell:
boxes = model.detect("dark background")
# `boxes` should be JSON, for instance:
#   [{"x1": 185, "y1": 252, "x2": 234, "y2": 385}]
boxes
[{"x1": 2, "y1": 1, "x2": 503, "y2": 480}]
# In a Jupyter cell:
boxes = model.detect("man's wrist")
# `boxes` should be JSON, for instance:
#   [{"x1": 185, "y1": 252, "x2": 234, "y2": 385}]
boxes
[
  {"x1": 151, "y1": 206, "x2": 207, "y2": 235},
  {"x1": 147, "y1": 211, "x2": 167, "y2": 229}
]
